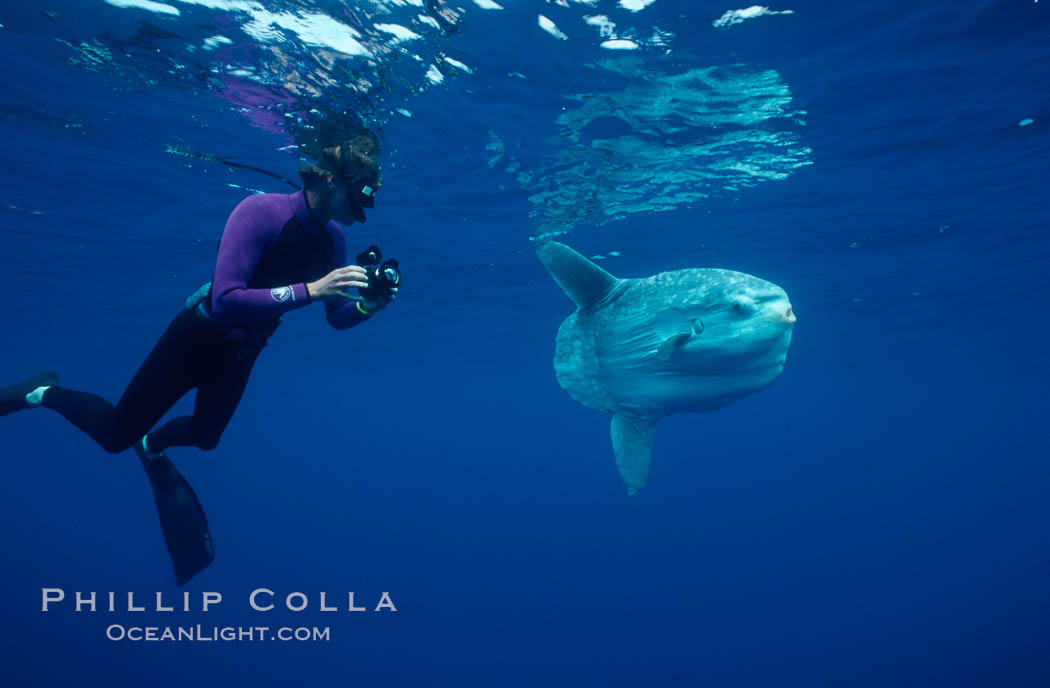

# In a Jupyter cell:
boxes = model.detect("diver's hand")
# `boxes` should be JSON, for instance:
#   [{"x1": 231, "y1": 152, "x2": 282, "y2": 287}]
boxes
[
  {"x1": 307, "y1": 266, "x2": 369, "y2": 301},
  {"x1": 362, "y1": 287, "x2": 397, "y2": 314}
]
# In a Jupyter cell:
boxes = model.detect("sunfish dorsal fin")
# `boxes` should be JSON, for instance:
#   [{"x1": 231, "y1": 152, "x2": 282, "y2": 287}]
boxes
[
  {"x1": 535, "y1": 241, "x2": 620, "y2": 309},
  {"x1": 611, "y1": 413, "x2": 655, "y2": 495}
]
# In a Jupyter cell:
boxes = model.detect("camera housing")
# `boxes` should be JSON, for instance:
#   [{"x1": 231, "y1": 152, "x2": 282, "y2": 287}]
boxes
[{"x1": 355, "y1": 245, "x2": 400, "y2": 302}]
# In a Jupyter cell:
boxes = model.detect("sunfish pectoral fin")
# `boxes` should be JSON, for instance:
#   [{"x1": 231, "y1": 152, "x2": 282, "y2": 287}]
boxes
[
  {"x1": 657, "y1": 333, "x2": 691, "y2": 361},
  {"x1": 656, "y1": 309, "x2": 693, "y2": 360},
  {"x1": 656, "y1": 308, "x2": 692, "y2": 337},
  {"x1": 535, "y1": 241, "x2": 620, "y2": 309},
  {"x1": 610, "y1": 413, "x2": 655, "y2": 496}
]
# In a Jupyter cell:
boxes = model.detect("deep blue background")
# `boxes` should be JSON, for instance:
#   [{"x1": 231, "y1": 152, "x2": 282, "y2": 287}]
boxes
[{"x1": 1, "y1": 1, "x2": 1048, "y2": 685}]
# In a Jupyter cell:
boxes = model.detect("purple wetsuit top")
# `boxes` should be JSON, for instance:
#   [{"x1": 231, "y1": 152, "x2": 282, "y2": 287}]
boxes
[{"x1": 208, "y1": 190, "x2": 371, "y2": 332}]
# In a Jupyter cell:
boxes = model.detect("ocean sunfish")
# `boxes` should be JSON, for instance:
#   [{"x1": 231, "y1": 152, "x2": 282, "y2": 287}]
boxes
[{"x1": 535, "y1": 241, "x2": 796, "y2": 495}]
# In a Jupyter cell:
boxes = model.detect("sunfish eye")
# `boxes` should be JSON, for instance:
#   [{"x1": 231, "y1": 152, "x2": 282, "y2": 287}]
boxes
[{"x1": 731, "y1": 303, "x2": 743, "y2": 314}]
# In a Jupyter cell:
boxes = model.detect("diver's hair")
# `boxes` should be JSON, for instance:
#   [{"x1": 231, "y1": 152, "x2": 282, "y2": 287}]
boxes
[
  {"x1": 297, "y1": 129, "x2": 380, "y2": 190},
  {"x1": 297, "y1": 147, "x2": 342, "y2": 190}
]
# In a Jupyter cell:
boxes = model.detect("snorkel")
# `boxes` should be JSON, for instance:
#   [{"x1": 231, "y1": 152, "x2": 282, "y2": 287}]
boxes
[{"x1": 338, "y1": 148, "x2": 379, "y2": 224}]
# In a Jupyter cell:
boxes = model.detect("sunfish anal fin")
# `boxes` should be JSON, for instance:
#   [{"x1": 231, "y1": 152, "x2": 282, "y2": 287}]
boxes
[
  {"x1": 535, "y1": 241, "x2": 620, "y2": 309},
  {"x1": 610, "y1": 413, "x2": 655, "y2": 495}
]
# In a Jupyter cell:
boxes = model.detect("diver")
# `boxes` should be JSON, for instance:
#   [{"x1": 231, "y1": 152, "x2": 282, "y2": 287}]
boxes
[{"x1": 0, "y1": 132, "x2": 397, "y2": 583}]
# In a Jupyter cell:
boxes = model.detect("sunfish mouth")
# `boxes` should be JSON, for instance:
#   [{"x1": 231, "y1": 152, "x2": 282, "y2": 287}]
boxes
[{"x1": 779, "y1": 305, "x2": 796, "y2": 324}]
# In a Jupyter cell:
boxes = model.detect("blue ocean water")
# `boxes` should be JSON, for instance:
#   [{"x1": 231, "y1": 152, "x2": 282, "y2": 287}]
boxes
[{"x1": 1, "y1": 0, "x2": 1048, "y2": 685}]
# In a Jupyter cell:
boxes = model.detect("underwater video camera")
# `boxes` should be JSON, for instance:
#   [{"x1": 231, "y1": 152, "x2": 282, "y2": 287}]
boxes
[{"x1": 356, "y1": 245, "x2": 401, "y2": 301}]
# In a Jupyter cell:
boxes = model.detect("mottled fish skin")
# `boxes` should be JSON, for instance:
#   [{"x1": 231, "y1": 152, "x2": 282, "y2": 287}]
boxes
[{"x1": 538, "y1": 241, "x2": 795, "y2": 494}]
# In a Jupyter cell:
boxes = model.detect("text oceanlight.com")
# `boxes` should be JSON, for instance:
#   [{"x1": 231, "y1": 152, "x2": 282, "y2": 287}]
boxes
[
  {"x1": 106, "y1": 625, "x2": 331, "y2": 643},
  {"x1": 40, "y1": 588, "x2": 397, "y2": 643}
]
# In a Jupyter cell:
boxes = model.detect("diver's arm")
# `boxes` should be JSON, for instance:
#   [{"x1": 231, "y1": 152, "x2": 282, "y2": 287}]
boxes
[
  {"x1": 324, "y1": 296, "x2": 373, "y2": 330},
  {"x1": 321, "y1": 227, "x2": 372, "y2": 330},
  {"x1": 320, "y1": 223, "x2": 388, "y2": 330},
  {"x1": 322, "y1": 286, "x2": 396, "y2": 329},
  {"x1": 210, "y1": 194, "x2": 311, "y2": 326}
]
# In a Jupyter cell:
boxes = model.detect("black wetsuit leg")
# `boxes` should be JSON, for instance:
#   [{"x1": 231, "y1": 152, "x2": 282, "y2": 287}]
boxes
[
  {"x1": 42, "y1": 307, "x2": 258, "y2": 454},
  {"x1": 147, "y1": 340, "x2": 256, "y2": 452}
]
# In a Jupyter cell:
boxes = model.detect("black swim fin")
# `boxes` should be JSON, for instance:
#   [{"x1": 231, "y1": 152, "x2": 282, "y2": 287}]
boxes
[
  {"x1": 135, "y1": 445, "x2": 215, "y2": 585},
  {"x1": 0, "y1": 369, "x2": 59, "y2": 416}
]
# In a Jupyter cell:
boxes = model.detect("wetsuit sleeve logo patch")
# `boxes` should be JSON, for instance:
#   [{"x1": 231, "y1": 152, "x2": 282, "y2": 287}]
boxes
[{"x1": 270, "y1": 286, "x2": 293, "y2": 303}]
